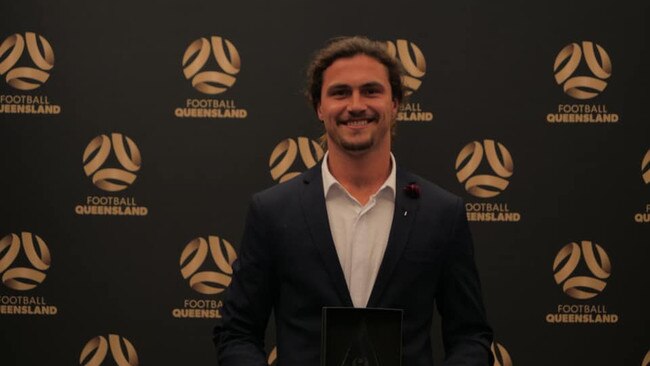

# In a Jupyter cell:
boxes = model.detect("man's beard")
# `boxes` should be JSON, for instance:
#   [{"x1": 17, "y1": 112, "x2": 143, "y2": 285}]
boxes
[
  {"x1": 335, "y1": 113, "x2": 379, "y2": 152},
  {"x1": 340, "y1": 138, "x2": 374, "y2": 152}
]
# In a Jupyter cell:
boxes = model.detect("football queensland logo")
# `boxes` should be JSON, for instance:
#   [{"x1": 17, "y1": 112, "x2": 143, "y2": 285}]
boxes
[
  {"x1": 182, "y1": 36, "x2": 240, "y2": 95},
  {"x1": 554, "y1": 41, "x2": 611, "y2": 100},
  {"x1": 633, "y1": 150, "x2": 649, "y2": 224},
  {"x1": 642, "y1": 149, "x2": 650, "y2": 185},
  {"x1": 269, "y1": 137, "x2": 324, "y2": 183},
  {"x1": 455, "y1": 140, "x2": 514, "y2": 198},
  {"x1": 268, "y1": 347, "x2": 277, "y2": 365},
  {"x1": 79, "y1": 334, "x2": 138, "y2": 366},
  {"x1": 386, "y1": 39, "x2": 426, "y2": 96},
  {"x1": 491, "y1": 342, "x2": 512, "y2": 366},
  {"x1": 0, "y1": 232, "x2": 51, "y2": 291},
  {"x1": 642, "y1": 350, "x2": 650, "y2": 366},
  {"x1": 0, "y1": 32, "x2": 54, "y2": 90},
  {"x1": 180, "y1": 236, "x2": 237, "y2": 295},
  {"x1": 83, "y1": 133, "x2": 142, "y2": 192},
  {"x1": 553, "y1": 241, "x2": 611, "y2": 300}
]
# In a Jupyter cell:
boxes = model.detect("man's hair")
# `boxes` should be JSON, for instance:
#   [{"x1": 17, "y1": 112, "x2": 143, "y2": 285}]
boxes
[{"x1": 305, "y1": 36, "x2": 405, "y2": 111}]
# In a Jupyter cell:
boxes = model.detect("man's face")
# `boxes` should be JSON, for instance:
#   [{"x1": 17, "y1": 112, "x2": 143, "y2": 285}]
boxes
[{"x1": 317, "y1": 54, "x2": 398, "y2": 155}]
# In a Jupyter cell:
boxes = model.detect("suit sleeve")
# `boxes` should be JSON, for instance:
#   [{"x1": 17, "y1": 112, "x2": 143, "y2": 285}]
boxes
[
  {"x1": 214, "y1": 195, "x2": 275, "y2": 366},
  {"x1": 436, "y1": 197, "x2": 494, "y2": 366}
]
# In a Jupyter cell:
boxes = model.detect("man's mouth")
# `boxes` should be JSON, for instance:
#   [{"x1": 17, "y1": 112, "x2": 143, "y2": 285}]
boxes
[{"x1": 338, "y1": 117, "x2": 377, "y2": 126}]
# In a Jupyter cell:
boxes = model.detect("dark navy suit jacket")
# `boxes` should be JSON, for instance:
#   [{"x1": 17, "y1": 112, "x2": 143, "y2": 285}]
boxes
[{"x1": 214, "y1": 166, "x2": 493, "y2": 365}]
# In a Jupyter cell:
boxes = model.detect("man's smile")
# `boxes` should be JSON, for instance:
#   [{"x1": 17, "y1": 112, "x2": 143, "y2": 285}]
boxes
[{"x1": 337, "y1": 117, "x2": 378, "y2": 127}]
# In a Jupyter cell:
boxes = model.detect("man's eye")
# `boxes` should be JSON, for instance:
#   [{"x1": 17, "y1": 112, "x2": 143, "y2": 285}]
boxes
[
  {"x1": 364, "y1": 88, "x2": 380, "y2": 95},
  {"x1": 330, "y1": 89, "x2": 349, "y2": 97}
]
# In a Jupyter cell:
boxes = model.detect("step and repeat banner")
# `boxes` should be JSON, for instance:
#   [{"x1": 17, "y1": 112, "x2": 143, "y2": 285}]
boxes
[{"x1": 1, "y1": 1, "x2": 648, "y2": 365}]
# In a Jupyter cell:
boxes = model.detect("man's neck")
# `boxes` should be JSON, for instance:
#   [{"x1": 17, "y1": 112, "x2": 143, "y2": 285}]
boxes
[{"x1": 327, "y1": 146, "x2": 392, "y2": 205}]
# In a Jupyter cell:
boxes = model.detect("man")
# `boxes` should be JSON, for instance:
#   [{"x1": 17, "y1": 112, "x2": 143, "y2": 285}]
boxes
[{"x1": 214, "y1": 36, "x2": 493, "y2": 365}]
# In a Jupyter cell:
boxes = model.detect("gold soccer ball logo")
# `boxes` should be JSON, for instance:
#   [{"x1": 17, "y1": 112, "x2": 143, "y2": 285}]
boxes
[
  {"x1": 455, "y1": 139, "x2": 514, "y2": 198},
  {"x1": 491, "y1": 342, "x2": 512, "y2": 366},
  {"x1": 0, "y1": 32, "x2": 55, "y2": 90},
  {"x1": 269, "y1": 137, "x2": 324, "y2": 183},
  {"x1": 82, "y1": 133, "x2": 142, "y2": 192},
  {"x1": 182, "y1": 36, "x2": 241, "y2": 95},
  {"x1": 386, "y1": 39, "x2": 426, "y2": 96},
  {"x1": 79, "y1": 334, "x2": 139, "y2": 366},
  {"x1": 641, "y1": 149, "x2": 650, "y2": 185},
  {"x1": 180, "y1": 236, "x2": 237, "y2": 295},
  {"x1": 642, "y1": 350, "x2": 650, "y2": 366},
  {"x1": 554, "y1": 41, "x2": 612, "y2": 100},
  {"x1": 553, "y1": 240, "x2": 611, "y2": 300},
  {"x1": 267, "y1": 346, "x2": 277, "y2": 365},
  {"x1": 0, "y1": 232, "x2": 51, "y2": 291}
]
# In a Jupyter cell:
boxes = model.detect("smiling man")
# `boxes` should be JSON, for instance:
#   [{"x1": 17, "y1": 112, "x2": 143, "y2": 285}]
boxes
[{"x1": 214, "y1": 36, "x2": 493, "y2": 366}]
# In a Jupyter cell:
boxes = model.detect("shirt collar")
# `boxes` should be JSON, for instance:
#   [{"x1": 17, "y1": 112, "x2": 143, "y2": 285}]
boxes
[{"x1": 321, "y1": 151, "x2": 397, "y2": 200}]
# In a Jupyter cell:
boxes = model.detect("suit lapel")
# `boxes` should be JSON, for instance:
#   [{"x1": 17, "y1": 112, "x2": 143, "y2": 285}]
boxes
[
  {"x1": 367, "y1": 169, "x2": 419, "y2": 307},
  {"x1": 300, "y1": 167, "x2": 353, "y2": 306}
]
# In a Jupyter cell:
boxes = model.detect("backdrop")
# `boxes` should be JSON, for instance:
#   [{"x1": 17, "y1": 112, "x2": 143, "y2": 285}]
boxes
[{"x1": 1, "y1": 1, "x2": 649, "y2": 365}]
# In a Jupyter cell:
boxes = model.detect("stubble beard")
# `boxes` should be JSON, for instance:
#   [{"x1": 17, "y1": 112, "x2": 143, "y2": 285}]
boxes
[
  {"x1": 333, "y1": 112, "x2": 383, "y2": 153},
  {"x1": 339, "y1": 137, "x2": 374, "y2": 152}
]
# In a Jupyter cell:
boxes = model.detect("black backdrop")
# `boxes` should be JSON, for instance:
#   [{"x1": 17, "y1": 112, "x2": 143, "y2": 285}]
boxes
[{"x1": 1, "y1": 1, "x2": 649, "y2": 365}]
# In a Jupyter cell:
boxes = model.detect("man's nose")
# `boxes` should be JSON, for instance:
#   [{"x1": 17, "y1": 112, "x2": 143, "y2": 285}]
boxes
[{"x1": 347, "y1": 91, "x2": 366, "y2": 113}]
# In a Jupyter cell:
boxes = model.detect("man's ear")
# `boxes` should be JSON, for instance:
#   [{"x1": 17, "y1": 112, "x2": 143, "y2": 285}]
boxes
[{"x1": 317, "y1": 103, "x2": 323, "y2": 121}]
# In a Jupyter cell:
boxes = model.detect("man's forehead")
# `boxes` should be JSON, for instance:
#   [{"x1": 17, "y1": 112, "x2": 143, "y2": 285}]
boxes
[{"x1": 322, "y1": 54, "x2": 390, "y2": 86}]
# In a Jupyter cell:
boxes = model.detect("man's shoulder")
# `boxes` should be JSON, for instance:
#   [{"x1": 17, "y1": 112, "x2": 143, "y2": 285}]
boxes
[
  {"x1": 251, "y1": 167, "x2": 320, "y2": 207},
  {"x1": 398, "y1": 168, "x2": 462, "y2": 208}
]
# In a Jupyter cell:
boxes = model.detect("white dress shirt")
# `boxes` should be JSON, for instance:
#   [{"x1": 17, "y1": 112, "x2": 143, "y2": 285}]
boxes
[{"x1": 321, "y1": 152, "x2": 396, "y2": 307}]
